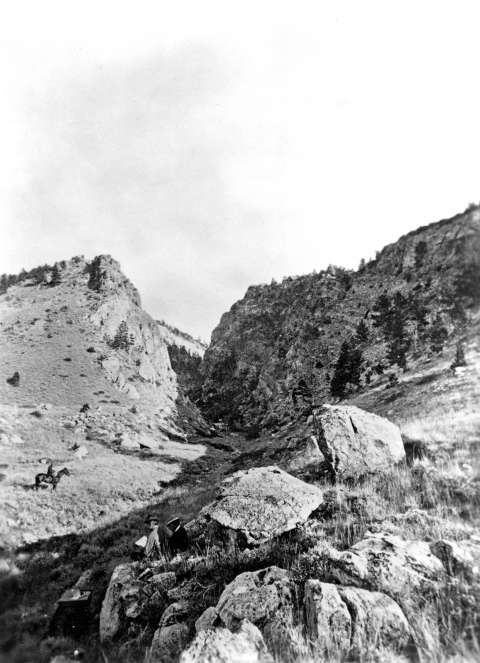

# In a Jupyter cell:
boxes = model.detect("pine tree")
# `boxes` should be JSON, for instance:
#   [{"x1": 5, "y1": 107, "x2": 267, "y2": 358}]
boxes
[
  {"x1": 386, "y1": 307, "x2": 410, "y2": 370},
  {"x1": 429, "y1": 315, "x2": 448, "y2": 354},
  {"x1": 50, "y1": 264, "x2": 61, "y2": 287},
  {"x1": 111, "y1": 321, "x2": 131, "y2": 350},
  {"x1": 330, "y1": 339, "x2": 363, "y2": 399}
]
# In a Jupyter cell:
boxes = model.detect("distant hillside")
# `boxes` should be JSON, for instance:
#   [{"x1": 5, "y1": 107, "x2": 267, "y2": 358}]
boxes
[
  {"x1": 201, "y1": 205, "x2": 480, "y2": 433},
  {"x1": 157, "y1": 319, "x2": 206, "y2": 357}
]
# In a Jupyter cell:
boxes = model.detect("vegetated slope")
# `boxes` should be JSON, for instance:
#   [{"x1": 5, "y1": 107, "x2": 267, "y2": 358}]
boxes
[
  {"x1": 0, "y1": 255, "x2": 207, "y2": 548},
  {"x1": 201, "y1": 205, "x2": 480, "y2": 433}
]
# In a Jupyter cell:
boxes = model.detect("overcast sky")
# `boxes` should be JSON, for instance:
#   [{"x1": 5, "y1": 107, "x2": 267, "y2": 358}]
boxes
[{"x1": 1, "y1": 1, "x2": 480, "y2": 340}]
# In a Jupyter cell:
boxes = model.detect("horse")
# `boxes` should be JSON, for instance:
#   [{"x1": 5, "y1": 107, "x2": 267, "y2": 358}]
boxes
[{"x1": 34, "y1": 467, "x2": 70, "y2": 491}]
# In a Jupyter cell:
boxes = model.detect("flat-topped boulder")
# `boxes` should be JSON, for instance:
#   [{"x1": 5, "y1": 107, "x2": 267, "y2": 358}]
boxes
[
  {"x1": 314, "y1": 405, "x2": 405, "y2": 480},
  {"x1": 197, "y1": 466, "x2": 323, "y2": 547}
]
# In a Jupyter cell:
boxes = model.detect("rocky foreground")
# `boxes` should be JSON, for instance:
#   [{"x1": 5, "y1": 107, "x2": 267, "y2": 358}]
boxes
[{"x1": 93, "y1": 407, "x2": 480, "y2": 663}]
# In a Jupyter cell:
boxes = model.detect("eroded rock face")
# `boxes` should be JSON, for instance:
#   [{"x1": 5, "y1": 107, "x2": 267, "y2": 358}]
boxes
[
  {"x1": 314, "y1": 405, "x2": 405, "y2": 480},
  {"x1": 180, "y1": 620, "x2": 274, "y2": 663},
  {"x1": 197, "y1": 466, "x2": 323, "y2": 547},
  {"x1": 304, "y1": 581, "x2": 411, "y2": 658},
  {"x1": 326, "y1": 532, "x2": 445, "y2": 603},
  {"x1": 99, "y1": 563, "x2": 141, "y2": 642}
]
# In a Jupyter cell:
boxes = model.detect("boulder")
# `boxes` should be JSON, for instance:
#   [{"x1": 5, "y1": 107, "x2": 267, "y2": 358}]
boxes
[
  {"x1": 73, "y1": 445, "x2": 88, "y2": 459},
  {"x1": 198, "y1": 566, "x2": 299, "y2": 660},
  {"x1": 197, "y1": 466, "x2": 323, "y2": 547},
  {"x1": 326, "y1": 532, "x2": 445, "y2": 604},
  {"x1": 99, "y1": 563, "x2": 142, "y2": 642},
  {"x1": 119, "y1": 432, "x2": 141, "y2": 450},
  {"x1": 430, "y1": 538, "x2": 480, "y2": 581},
  {"x1": 314, "y1": 405, "x2": 405, "y2": 480},
  {"x1": 148, "y1": 623, "x2": 190, "y2": 663},
  {"x1": 304, "y1": 581, "x2": 411, "y2": 658},
  {"x1": 180, "y1": 620, "x2": 273, "y2": 663},
  {"x1": 147, "y1": 601, "x2": 191, "y2": 663}
]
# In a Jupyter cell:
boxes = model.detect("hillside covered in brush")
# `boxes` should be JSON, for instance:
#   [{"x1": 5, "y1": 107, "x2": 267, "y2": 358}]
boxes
[{"x1": 201, "y1": 206, "x2": 480, "y2": 433}]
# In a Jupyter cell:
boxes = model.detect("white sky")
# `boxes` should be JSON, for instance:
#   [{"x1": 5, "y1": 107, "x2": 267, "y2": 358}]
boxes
[{"x1": 1, "y1": 1, "x2": 480, "y2": 340}]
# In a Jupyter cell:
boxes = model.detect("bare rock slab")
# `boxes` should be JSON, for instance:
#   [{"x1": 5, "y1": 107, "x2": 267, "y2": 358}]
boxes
[
  {"x1": 198, "y1": 466, "x2": 323, "y2": 547},
  {"x1": 314, "y1": 405, "x2": 405, "y2": 480}
]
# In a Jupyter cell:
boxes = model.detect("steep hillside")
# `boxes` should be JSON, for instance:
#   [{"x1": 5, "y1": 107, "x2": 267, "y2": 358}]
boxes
[
  {"x1": 0, "y1": 255, "x2": 208, "y2": 549},
  {"x1": 201, "y1": 206, "x2": 480, "y2": 433}
]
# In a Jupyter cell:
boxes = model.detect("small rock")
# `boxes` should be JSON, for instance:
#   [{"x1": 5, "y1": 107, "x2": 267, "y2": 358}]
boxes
[
  {"x1": 74, "y1": 445, "x2": 88, "y2": 459},
  {"x1": 6, "y1": 371, "x2": 20, "y2": 387}
]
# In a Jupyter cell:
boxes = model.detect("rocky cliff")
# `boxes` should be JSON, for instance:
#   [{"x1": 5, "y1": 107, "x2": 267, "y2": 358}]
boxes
[
  {"x1": 201, "y1": 206, "x2": 480, "y2": 432},
  {"x1": 0, "y1": 254, "x2": 190, "y2": 430}
]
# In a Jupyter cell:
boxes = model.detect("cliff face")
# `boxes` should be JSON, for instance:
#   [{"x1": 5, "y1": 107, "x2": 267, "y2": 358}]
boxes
[{"x1": 201, "y1": 207, "x2": 480, "y2": 432}]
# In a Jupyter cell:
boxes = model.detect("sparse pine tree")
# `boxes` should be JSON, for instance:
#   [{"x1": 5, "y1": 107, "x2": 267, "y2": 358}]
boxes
[
  {"x1": 429, "y1": 315, "x2": 449, "y2": 354},
  {"x1": 50, "y1": 264, "x2": 61, "y2": 287},
  {"x1": 111, "y1": 321, "x2": 131, "y2": 351},
  {"x1": 330, "y1": 339, "x2": 363, "y2": 399},
  {"x1": 386, "y1": 307, "x2": 410, "y2": 370},
  {"x1": 358, "y1": 258, "x2": 366, "y2": 272}
]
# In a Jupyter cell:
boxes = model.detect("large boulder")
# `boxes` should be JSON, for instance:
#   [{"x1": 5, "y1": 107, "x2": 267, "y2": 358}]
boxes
[
  {"x1": 196, "y1": 566, "x2": 300, "y2": 660},
  {"x1": 99, "y1": 563, "x2": 142, "y2": 642},
  {"x1": 304, "y1": 580, "x2": 411, "y2": 658},
  {"x1": 180, "y1": 620, "x2": 273, "y2": 663},
  {"x1": 197, "y1": 466, "x2": 323, "y2": 547},
  {"x1": 314, "y1": 405, "x2": 405, "y2": 480},
  {"x1": 147, "y1": 601, "x2": 191, "y2": 663},
  {"x1": 325, "y1": 532, "x2": 445, "y2": 604}
]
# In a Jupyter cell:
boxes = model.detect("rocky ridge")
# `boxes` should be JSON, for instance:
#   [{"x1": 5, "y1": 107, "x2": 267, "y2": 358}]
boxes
[{"x1": 201, "y1": 206, "x2": 480, "y2": 431}]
